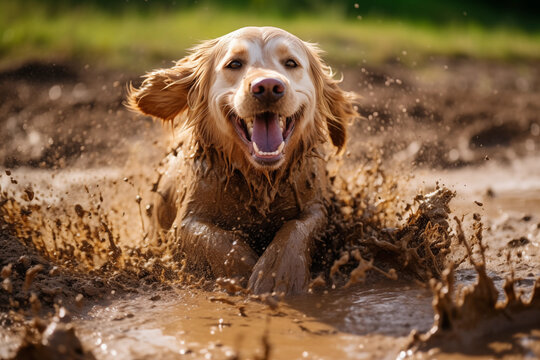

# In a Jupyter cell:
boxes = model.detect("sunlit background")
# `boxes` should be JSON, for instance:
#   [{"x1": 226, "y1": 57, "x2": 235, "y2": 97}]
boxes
[{"x1": 2, "y1": 0, "x2": 539, "y2": 70}]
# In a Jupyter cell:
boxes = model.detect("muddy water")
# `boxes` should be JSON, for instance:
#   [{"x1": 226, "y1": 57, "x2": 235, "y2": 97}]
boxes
[
  {"x1": 2, "y1": 157, "x2": 540, "y2": 359},
  {"x1": 82, "y1": 156, "x2": 537, "y2": 360},
  {"x1": 74, "y1": 283, "x2": 431, "y2": 360},
  {"x1": 70, "y1": 159, "x2": 540, "y2": 359}
]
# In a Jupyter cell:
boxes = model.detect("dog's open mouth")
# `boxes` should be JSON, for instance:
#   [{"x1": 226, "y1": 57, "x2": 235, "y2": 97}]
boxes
[{"x1": 229, "y1": 107, "x2": 303, "y2": 164}]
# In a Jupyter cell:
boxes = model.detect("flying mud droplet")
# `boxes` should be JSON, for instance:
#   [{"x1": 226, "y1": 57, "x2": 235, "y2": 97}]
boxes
[
  {"x1": 216, "y1": 277, "x2": 247, "y2": 295},
  {"x1": 2, "y1": 278, "x2": 13, "y2": 293},
  {"x1": 24, "y1": 187, "x2": 34, "y2": 201},
  {"x1": 48, "y1": 85, "x2": 62, "y2": 101},
  {"x1": 1, "y1": 263, "x2": 12, "y2": 278},
  {"x1": 75, "y1": 293, "x2": 84, "y2": 308},
  {"x1": 74, "y1": 204, "x2": 85, "y2": 217},
  {"x1": 24, "y1": 264, "x2": 44, "y2": 291},
  {"x1": 29, "y1": 292, "x2": 41, "y2": 314},
  {"x1": 507, "y1": 237, "x2": 530, "y2": 248},
  {"x1": 308, "y1": 275, "x2": 326, "y2": 291}
]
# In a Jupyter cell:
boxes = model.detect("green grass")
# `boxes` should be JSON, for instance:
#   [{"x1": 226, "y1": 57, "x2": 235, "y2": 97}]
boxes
[{"x1": 1, "y1": 3, "x2": 540, "y2": 71}]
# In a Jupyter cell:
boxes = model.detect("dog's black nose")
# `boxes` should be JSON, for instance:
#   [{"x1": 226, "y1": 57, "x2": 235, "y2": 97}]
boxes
[{"x1": 250, "y1": 78, "x2": 285, "y2": 103}]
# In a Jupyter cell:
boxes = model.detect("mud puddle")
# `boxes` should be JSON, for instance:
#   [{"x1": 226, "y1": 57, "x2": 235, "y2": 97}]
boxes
[
  {"x1": 68, "y1": 283, "x2": 430, "y2": 360},
  {"x1": 1, "y1": 153, "x2": 540, "y2": 360},
  {"x1": 2, "y1": 160, "x2": 539, "y2": 359},
  {"x1": 71, "y1": 263, "x2": 539, "y2": 359}
]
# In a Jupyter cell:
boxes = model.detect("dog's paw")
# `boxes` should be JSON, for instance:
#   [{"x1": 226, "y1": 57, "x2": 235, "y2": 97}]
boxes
[
  {"x1": 247, "y1": 243, "x2": 309, "y2": 295},
  {"x1": 217, "y1": 241, "x2": 258, "y2": 283}
]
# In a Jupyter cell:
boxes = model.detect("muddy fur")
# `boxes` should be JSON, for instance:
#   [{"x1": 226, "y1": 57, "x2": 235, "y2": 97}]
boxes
[{"x1": 127, "y1": 27, "x2": 357, "y2": 295}]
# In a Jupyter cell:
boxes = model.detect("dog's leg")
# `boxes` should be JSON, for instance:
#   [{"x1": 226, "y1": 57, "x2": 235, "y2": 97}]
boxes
[
  {"x1": 248, "y1": 202, "x2": 327, "y2": 294},
  {"x1": 178, "y1": 217, "x2": 258, "y2": 283},
  {"x1": 147, "y1": 154, "x2": 182, "y2": 246}
]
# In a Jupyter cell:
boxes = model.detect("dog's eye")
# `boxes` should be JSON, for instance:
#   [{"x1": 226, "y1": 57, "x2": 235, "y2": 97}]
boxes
[
  {"x1": 285, "y1": 59, "x2": 298, "y2": 68},
  {"x1": 226, "y1": 60, "x2": 243, "y2": 69}
]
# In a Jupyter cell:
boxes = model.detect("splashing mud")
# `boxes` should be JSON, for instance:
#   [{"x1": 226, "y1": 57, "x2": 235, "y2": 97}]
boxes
[
  {"x1": 1, "y1": 59, "x2": 540, "y2": 359},
  {"x1": 322, "y1": 160, "x2": 455, "y2": 287},
  {"x1": 405, "y1": 218, "x2": 540, "y2": 358},
  {"x1": 0, "y1": 154, "x2": 451, "y2": 359}
]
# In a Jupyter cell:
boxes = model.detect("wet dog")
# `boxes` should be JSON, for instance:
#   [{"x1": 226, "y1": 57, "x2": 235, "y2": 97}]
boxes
[{"x1": 128, "y1": 27, "x2": 356, "y2": 294}]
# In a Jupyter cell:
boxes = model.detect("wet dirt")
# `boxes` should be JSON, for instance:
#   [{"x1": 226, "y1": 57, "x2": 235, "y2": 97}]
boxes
[{"x1": 1, "y1": 58, "x2": 540, "y2": 359}]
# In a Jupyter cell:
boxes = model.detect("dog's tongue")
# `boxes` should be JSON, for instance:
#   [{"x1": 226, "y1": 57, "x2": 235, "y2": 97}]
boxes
[{"x1": 252, "y1": 112, "x2": 283, "y2": 153}]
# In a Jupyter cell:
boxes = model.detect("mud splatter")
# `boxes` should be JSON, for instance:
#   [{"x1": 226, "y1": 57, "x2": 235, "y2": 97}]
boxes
[
  {"x1": 405, "y1": 217, "x2": 540, "y2": 357},
  {"x1": 12, "y1": 308, "x2": 95, "y2": 360},
  {"x1": 0, "y1": 171, "x2": 189, "y2": 327},
  {"x1": 318, "y1": 154, "x2": 455, "y2": 287}
]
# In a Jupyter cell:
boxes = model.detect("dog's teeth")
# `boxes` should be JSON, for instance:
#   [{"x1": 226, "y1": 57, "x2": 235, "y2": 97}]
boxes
[
  {"x1": 248, "y1": 125, "x2": 253, "y2": 137},
  {"x1": 253, "y1": 141, "x2": 284, "y2": 157},
  {"x1": 279, "y1": 116, "x2": 284, "y2": 130}
]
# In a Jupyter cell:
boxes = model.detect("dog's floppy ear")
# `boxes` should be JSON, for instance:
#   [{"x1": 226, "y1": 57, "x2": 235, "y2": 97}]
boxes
[
  {"x1": 127, "y1": 61, "x2": 193, "y2": 122},
  {"x1": 321, "y1": 78, "x2": 357, "y2": 152},
  {"x1": 127, "y1": 39, "x2": 217, "y2": 123},
  {"x1": 306, "y1": 43, "x2": 357, "y2": 153}
]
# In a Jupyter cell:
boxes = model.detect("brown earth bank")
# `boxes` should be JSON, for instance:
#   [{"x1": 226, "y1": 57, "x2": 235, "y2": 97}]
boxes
[
  {"x1": 1, "y1": 58, "x2": 540, "y2": 359},
  {"x1": 1, "y1": 58, "x2": 539, "y2": 169}
]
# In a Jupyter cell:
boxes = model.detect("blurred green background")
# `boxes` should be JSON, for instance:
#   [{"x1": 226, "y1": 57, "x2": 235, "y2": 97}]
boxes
[{"x1": 1, "y1": 0, "x2": 539, "y2": 70}]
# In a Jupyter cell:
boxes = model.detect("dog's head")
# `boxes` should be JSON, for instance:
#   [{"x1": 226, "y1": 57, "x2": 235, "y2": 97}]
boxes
[{"x1": 128, "y1": 27, "x2": 356, "y2": 170}]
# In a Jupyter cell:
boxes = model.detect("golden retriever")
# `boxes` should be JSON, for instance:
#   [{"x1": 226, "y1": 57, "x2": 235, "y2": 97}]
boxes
[{"x1": 127, "y1": 26, "x2": 356, "y2": 294}]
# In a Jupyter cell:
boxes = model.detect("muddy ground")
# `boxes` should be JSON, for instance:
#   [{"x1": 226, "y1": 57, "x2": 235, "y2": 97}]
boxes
[{"x1": 1, "y1": 57, "x2": 540, "y2": 359}]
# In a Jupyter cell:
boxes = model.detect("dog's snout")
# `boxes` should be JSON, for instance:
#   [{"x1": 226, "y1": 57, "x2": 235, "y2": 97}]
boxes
[{"x1": 250, "y1": 78, "x2": 285, "y2": 103}]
